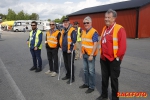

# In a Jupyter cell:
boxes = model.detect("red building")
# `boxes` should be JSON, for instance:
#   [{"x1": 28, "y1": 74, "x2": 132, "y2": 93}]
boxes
[{"x1": 68, "y1": 0, "x2": 150, "y2": 38}]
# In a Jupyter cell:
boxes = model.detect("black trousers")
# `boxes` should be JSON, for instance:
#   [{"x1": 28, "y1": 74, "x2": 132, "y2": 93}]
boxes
[
  {"x1": 63, "y1": 51, "x2": 75, "y2": 80},
  {"x1": 100, "y1": 58, "x2": 121, "y2": 100},
  {"x1": 46, "y1": 47, "x2": 58, "y2": 73}
]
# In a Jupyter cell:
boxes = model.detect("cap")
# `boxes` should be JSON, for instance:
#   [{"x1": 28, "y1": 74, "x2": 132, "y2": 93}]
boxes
[
  {"x1": 73, "y1": 21, "x2": 79, "y2": 25},
  {"x1": 63, "y1": 18, "x2": 69, "y2": 22}
]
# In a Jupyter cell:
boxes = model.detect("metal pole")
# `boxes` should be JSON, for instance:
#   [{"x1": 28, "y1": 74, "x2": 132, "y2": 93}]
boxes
[
  {"x1": 58, "y1": 52, "x2": 62, "y2": 80},
  {"x1": 70, "y1": 51, "x2": 73, "y2": 85}
]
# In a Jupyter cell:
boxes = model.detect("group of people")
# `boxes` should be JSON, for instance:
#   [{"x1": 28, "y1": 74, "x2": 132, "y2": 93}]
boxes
[{"x1": 26, "y1": 9, "x2": 126, "y2": 100}]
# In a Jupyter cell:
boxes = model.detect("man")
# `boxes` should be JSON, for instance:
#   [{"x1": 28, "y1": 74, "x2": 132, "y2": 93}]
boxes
[
  {"x1": 27, "y1": 21, "x2": 43, "y2": 72},
  {"x1": 73, "y1": 21, "x2": 82, "y2": 60},
  {"x1": 45, "y1": 21, "x2": 61, "y2": 77},
  {"x1": 96, "y1": 9, "x2": 126, "y2": 100},
  {"x1": 59, "y1": 17, "x2": 77, "y2": 84},
  {"x1": 79, "y1": 16, "x2": 99, "y2": 93}
]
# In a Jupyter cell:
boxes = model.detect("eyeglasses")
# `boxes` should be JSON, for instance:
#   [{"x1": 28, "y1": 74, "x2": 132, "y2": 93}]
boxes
[
  {"x1": 50, "y1": 24, "x2": 55, "y2": 26},
  {"x1": 83, "y1": 22, "x2": 90, "y2": 24},
  {"x1": 31, "y1": 25, "x2": 36, "y2": 26}
]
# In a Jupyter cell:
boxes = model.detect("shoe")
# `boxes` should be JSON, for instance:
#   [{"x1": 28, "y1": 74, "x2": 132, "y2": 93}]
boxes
[
  {"x1": 35, "y1": 68, "x2": 42, "y2": 72},
  {"x1": 96, "y1": 96, "x2": 108, "y2": 100},
  {"x1": 45, "y1": 70, "x2": 52, "y2": 74},
  {"x1": 51, "y1": 72, "x2": 57, "y2": 77},
  {"x1": 79, "y1": 84, "x2": 89, "y2": 89},
  {"x1": 30, "y1": 66, "x2": 37, "y2": 71},
  {"x1": 75, "y1": 58, "x2": 78, "y2": 60},
  {"x1": 85, "y1": 88, "x2": 94, "y2": 94},
  {"x1": 66, "y1": 79, "x2": 75, "y2": 84},
  {"x1": 62, "y1": 76, "x2": 69, "y2": 80}
]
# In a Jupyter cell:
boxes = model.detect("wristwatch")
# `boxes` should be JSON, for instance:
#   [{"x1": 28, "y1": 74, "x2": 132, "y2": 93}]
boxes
[{"x1": 116, "y1": 57, "x2": 119, "y2": 61}]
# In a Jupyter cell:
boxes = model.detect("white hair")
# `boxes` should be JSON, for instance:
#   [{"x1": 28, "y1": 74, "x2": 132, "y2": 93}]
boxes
[{"x1": 83, "y1": 16, "x2": 92, "y2": 22}]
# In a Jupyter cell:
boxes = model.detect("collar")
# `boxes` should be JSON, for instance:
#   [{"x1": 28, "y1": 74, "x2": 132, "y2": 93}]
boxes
[
  {"x1": 106, "y1": 23, "x2": 115, "y2": 30},
  {"x1": 86, "y1": 27, "x2": 92, "y2": 33}
]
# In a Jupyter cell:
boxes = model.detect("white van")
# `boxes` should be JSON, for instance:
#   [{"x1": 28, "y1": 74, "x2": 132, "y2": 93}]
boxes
[{"x1": 43, "y1": 21, "x2": 50, "y2": 31}]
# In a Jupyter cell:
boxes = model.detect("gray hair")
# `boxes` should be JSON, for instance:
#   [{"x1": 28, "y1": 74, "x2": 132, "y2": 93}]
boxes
[
  {"x1": 105, "y1": 9, "x2": 117, "y2": 18},
  {"x1": 50, "y1": 20, "x2": 56, "y2": 24},
  {"x1": 83, "y1": 16, "x2": 92, "y2": 22}
]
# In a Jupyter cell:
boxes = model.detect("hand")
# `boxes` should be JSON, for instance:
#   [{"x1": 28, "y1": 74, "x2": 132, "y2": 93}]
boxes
[
  {"x1": 45, "y1": 41, "x2": 47, "y2": 43},
  {"x1": 59, "y1": 48, "x2": 62, "y2": 51},
  {"x1": 34, "y1": 47, "x2": 38, "y2": 50},
  {"x1": 67, "y1": 50, "x2": 71, "y2": 53},
  {"x1": 88, "y1": 55, "x2": 93, "y2": 61},
  {"x1": 80, "y1": 53, "x2": 83, "y2": 59},
  {"x1": 27, "y1": 41, "x2": 29, "y2": 45}
]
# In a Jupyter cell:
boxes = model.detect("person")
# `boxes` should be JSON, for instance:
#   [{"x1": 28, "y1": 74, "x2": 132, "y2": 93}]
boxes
[
  {"x1": 59, "y1": 17, "x2": 77, "y2": 84},
  {"x1": 96, "y1": 9, "x2": 126, "y2": 100},
  {"x1": 45, "y1": 21, "x2": 61, "y2": 77},
  {"x1": 73, "y1": 21, "x2": 82, "y2": 60},
  {"x1": 26, "y1": 26, "x2": 28, "y2": 32},
  {"x1": 79, "y1": 16, "x2": 99, "y2": 93},
  {"x1": 27, "y1": 21, "x2": 43, "y2": 72}
]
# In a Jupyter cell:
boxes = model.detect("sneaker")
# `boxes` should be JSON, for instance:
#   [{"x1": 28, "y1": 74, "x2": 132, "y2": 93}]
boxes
[
  {"x1": 35, "y1": 68, "x2": 42, "y2": 72},
  {"x1": 62, "y1": 76, "x2": 69, "y2": 80},
  {"x1": 30, "y1": 66, "x2": 37, "y2": 71},
  {"x1": 85, "y1": 88, "x2": 94, "y2": 94},
  {"x1": 51, "y1": 72, "x2": 57, "y2": 77},
  {"x1": 96, "y1": 96, "x2": 108, "y2": 100},
  {"x1": 79, "y1": 84, "x2": 89, "y2": 89},
  {"x1": 45, "y1": 70, "x2": 52, "y2": 74}
]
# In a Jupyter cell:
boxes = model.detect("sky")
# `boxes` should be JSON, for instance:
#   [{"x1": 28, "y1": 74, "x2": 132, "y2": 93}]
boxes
[{"x1": 0, "y1": 0, "x2": 129, "y2": 20}]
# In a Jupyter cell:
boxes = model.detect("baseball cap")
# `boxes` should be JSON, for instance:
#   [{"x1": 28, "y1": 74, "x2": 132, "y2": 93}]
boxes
[
  {"x1": 73, "y1": 21, "x2": 79, "y2": 25},
  {"x1": 63, "y1": 18, "x2": 69, "y2": 22}
]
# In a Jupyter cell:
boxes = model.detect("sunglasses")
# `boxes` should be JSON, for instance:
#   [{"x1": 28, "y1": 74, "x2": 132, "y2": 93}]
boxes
[
  {"x1": 50, "y1": 24, "x2": 55, "y2": 26},
  {"x1": 83, "y1": 22, "x2": 90, "y2": 24},
  {"x1": 31, "y1": 25, "x2": 36, "y2": 26}
]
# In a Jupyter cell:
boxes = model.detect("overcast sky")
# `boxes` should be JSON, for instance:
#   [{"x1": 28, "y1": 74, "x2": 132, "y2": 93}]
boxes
[{"x1": 0, "y1": 0, "x2": 129, "y2": 20}]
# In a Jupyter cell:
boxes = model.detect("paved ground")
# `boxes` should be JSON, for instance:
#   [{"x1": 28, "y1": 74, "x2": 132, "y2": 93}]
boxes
[{"x1": 0, "y1": 31, "x2": 150, "y2": 100}]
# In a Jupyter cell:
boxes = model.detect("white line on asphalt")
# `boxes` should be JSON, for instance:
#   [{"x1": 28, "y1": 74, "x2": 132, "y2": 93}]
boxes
[{"x1": 0, "y1": 58, "x2": 26, "y2": 100}]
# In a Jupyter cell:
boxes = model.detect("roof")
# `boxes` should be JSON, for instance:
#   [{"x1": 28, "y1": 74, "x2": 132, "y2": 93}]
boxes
[{"x1": 68, "y1": 0, "x2": 150, "y2": 16}]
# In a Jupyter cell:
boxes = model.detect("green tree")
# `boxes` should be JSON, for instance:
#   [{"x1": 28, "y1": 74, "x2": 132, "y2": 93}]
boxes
[
  {"x1": 0, "y1": 13, "x2": 6, "y2": 21},
  {"x1": 16, "y1": 10, "x2": 25, "y2": 20},
  {"x1": 24, "y1": 13, "x2": 30, "y2": 20},
  {"x1": 54, "y1": 18, "x2": 61, "y2": 23},
  {"x1": 6, "y1": 8, "x2": 16, "y2": 20},
  {"x1": 48, "y1": 19, "x2": 51, "y2": 21},
  {"x1": 30, "y1": 13, "x2": 39, "y2": 20},
  {"x1": 60, "y1": 16, "x2": 66, "y2": 23}
]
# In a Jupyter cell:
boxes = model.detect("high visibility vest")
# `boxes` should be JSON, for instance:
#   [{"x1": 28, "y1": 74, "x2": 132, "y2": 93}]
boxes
[
  {"x1": 59, "y1": 27, "x2": 75, "y2": 50},
  {"x1": 77, "y1": 27, "x2": 81, "y2": 42},
  {"x1": 81, "y1": 28, "x2": 98, "y2": 56},
  {"x1": 46, "y1": 30, "x2": 59, "y2": 48},
  {"x1": 29, "y1": 30, "x2": 42, "y2": 49},
  {"x1": 100, "y1": 24, "x2": 122, "y2": 58}
]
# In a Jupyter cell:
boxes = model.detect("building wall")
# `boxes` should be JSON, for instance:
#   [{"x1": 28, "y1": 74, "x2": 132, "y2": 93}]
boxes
[
  {"x1": 69, "y1": 9, "x2": 137, "y2": 38},
  {"x1": 138, "y1": 3, "x2": 150, "y2": 38}
]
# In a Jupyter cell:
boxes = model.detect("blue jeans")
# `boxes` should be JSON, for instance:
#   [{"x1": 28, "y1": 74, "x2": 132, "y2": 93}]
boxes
[
  {"x1": 30, "y1": 48, "x2": 42, "y2": 69},
  {"x1": 83, "y1": 54, "x2": 96, "y2": 89}
]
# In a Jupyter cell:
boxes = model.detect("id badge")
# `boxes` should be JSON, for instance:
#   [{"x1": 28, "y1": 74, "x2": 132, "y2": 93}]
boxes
[{"x1": 31, "y1": 37, "x2": 33, "y2": 40}]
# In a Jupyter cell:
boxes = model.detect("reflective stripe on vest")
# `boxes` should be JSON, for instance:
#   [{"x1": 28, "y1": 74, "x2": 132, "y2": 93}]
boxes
[
  {"x1": 81, "y1": 28, "x2": 98, "y2": 56},
  {"x1": 77, "y1": 27, "x2": 81, "y2": 41},
  {"x1": 29, "y1": 29, "x2": 42, "y2": 49},
  {"x1": 100, "y1": 24, "x2": 122, "y2": 58},
  {"x1": 46, "y1": 30, "x2": 59, "y2": 48}
]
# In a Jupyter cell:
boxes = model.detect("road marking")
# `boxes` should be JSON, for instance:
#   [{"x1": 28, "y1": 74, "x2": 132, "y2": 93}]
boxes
[{"x1": 0, "y1": 58, "x2": 26, "y2": 100}]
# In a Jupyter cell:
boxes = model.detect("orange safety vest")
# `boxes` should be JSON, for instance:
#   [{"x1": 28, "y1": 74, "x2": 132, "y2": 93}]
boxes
[
  {"x1": 59, "y1": 27, "x2": 75, "y2": 50},
  {"x1": 81, "y1": 28, "x2": 98, "y2": 56},
  {"x1": 100, "y1": 24, "x2": 122, "y2": 58},
  {"x1": 46, "y1": 29, "x2": 60, "y2": 48}
]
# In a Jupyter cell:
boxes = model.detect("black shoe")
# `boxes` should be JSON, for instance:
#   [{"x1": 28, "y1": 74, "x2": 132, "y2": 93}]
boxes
[
  {"x1": 67, "y1": 79, "x2": 75, "y2": 84},
  {"x1": 85, "y1": 88, "x2": 94, "y2": 94},
  {"x1": 79, "y1": 84, "x2": 89, "y2": 89},
  {"x1": 35, "y1": 68, "x2": 42, "y2": 72},
  {"x1": 96, "y1": 96, "x2": 108, "y2": 100},
  {"x1": 62, "y1": 76, "x2": 69, "y2": 80},
  {"x1": 30, "y1": 66, "x2": 37, "y2": 71}
]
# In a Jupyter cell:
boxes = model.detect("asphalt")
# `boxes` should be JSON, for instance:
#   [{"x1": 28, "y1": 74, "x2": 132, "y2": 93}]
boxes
[{"x1": 0, "y1": 31, "x2": 150, "y2": 100}]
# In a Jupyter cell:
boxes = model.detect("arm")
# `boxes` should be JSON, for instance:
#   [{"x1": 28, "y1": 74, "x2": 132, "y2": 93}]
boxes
[
  {"x1": 57, "y1": 32, "x2": 61, "y2": 48},
  {"x1": 91, "y1": 32, "x2": 99, "y2": 56},
  {"x1": 70, "y1": 30, "x2": 77, "y2": 51},
  {"x1": 117, "y1": 28, "x2": 127, "y2": 59}
]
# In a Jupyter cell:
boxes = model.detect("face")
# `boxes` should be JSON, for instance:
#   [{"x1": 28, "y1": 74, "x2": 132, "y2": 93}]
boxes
[
  {"x1": 73, "y1": 24, "x2": 78, "y2": 28},
  {"x1": 105, "y1": 12, "x2": 116, "y2": 27},
  {"x1": 63, "y1": 21, "x2": 70, "y2": 28},
  {"x1": 83, "y1": 19, "x2": 92, "y2": 30},
  {"x1": 49, "y1": 22, "x2": 55, "y2": 29},
  {"x1": 31, "y1": 23, "x2": 37, "y2": 30}
]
